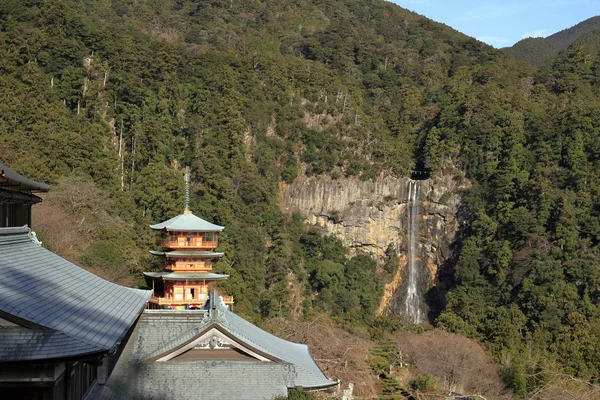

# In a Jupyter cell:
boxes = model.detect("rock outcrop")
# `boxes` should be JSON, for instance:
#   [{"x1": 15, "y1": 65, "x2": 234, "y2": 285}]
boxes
[{"x1": 280, "y1": 172, "x2": 465, "y2": 318}]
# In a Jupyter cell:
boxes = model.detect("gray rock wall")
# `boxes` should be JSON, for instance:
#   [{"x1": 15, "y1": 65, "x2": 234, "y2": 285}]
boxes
[{"x1": 280, "y1": 172, "x2": 465, "y2": 317}]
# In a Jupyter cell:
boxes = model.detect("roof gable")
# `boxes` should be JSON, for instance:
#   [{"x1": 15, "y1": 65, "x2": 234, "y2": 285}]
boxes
[{"x1": 152, "y1": 325, "x2": 276, "y2": 363}]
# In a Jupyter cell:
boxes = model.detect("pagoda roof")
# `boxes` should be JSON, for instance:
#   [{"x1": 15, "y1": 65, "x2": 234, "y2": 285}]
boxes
[
  {"x1": 87, "y1": 293, "x2": 335, "y2": 400},
  {"x1": 143, "y1": 272, "x2": 229, "y2": 281},
  {"x1": 0, "y1": 226, "x2": 151, "y2": 362},
  {"x1": 150, "y1": 213, "x2": 224, "y2": 232},
  {"x1": 0, "y1": 162, "x2": 49, "y2": 192},
  {"x1": 149, "y1": 250, "x2": 224, "y2": 258}
]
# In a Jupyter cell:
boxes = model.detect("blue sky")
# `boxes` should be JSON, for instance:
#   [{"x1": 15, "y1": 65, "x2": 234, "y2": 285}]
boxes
[{"x1": 391, "y1": 0, "x2": 600, "y2": 48}]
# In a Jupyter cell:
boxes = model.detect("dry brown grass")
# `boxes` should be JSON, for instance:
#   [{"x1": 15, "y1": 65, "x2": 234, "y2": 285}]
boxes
[
  {"x1": 32, "y1": 200, "x2": 89, "y2": 262},
  {"x1": 265, "y1": 315, "x2": 379, "y2": 398},
  {"x1": 397, "y1": 330, "x2": 508, "y2": 399},
  {"x1": 528, "y1": 374, "x2": 600, "y2": 400},
  {"x1": 31, "y1": 177, "x2": 141, "y2": 286}
]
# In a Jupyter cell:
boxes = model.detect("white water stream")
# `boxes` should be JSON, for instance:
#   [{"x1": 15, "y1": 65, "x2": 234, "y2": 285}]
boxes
[{"x1": 404, "y1": 180, "x2": 422, "y2": 324}]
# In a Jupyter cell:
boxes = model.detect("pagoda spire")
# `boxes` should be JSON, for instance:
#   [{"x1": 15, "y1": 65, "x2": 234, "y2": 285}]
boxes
[{"x1": 184, "y1": 172, "x2": 191, "y2": 215}]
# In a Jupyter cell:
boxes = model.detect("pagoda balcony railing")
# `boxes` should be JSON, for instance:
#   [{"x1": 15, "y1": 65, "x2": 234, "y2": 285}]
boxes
[
  {"x1": 149, "y1": 295, "x2": 207, "y2": 305},
  {"x1": 160, "y1": 240, "x2": 218, "y2": 249},
  {"x1": 167, "y1": 262, "x2": 211, "y2": 271},
  {"x1": 168, "y1": 266, "x2": 212, "y2": 272},
  {"x1": 149, "y1": 295, "x2": 234, "y2": 305}
]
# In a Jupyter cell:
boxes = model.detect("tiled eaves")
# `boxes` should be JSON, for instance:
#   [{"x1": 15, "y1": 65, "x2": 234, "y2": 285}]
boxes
[{"x1": 0, "y1": 226, "x2": 151, "y2": 361}]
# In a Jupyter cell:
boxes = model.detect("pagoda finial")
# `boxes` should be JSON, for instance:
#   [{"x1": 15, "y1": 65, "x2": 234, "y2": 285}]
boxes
[{"x1": 184, "y1": 172, "x2": 191, "y2": 214}]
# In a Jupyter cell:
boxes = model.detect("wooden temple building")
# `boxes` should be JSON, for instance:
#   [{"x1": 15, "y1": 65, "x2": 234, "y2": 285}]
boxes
[
  {"x1": 0, "y1": 162, "x2": 151, "y2": 399},
  {"x1": 0, "y1": 161, "x2": 49, "y2": 227}
]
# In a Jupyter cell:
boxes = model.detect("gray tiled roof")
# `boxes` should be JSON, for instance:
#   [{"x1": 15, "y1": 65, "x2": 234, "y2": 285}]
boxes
[
  {"x1": 150, "y1": 213, "x2": 224, "y2": 232},
  {"x1": 0, "y1": 226, "x2": 151, "y2": 362},
  {"x1": 143, "y1": 271, "x2": 229, "y2": 280},
  {"x1": 0, "y1": 162, "x2": 50, "y2": 192},
  {"x1": 89, "y1": 294, "x2": 335, "y2": 399},
  {"x1": 96, "y1": 360, "x2": 291, "y2": 400},
  {"x1": 209, "y1": 296, "x2": 335, "y2": 389}
]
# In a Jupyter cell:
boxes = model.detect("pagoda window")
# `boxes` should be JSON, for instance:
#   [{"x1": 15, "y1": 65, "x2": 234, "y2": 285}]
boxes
[
  {"x1": 204, "y1": 232, "x2": 215, "y2": 242},
  {"x1": 153, "y1": 279, "x2": 165, "y2": 297},
  {"x1": 174, "y1": 287, "x2": 183, "y2": 300},
  {"x1": 186, "y1": 288, "x2": 196, "y2": 300}
]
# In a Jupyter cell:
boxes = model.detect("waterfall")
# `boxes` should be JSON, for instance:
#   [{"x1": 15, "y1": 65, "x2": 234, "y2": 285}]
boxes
[{"x1": 405, "y1": 180, "x2": 421, "y2": 324}]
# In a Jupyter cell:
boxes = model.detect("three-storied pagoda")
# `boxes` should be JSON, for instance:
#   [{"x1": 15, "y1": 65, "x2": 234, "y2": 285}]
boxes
[{"x1": 144, "y1": 175, "x2": 233, "y2": 309}]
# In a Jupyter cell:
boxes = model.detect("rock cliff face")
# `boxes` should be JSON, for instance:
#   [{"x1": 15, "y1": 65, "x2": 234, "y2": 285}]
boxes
[{"x1": 280, "y1": 172, "x2": 465, "y2": 319}]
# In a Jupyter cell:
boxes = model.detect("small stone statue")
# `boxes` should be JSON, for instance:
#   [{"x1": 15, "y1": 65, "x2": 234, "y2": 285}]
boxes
[{"x1": 29, "y1": 230, "x2": 42, "y2": 246}]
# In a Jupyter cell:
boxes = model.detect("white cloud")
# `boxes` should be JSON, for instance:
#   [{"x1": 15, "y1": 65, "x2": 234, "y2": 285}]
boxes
[
  {"x1": 477, "y1": 35, "x2": 511, "y2": 48},
  {"x1": 520, "y1": 29, "x2": 549, "y2": 39}
]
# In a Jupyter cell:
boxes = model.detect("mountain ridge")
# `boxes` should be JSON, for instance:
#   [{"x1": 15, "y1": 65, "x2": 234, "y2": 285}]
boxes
[{"x1": 503, "y1": 15, "x2": 600, "y2": 67}]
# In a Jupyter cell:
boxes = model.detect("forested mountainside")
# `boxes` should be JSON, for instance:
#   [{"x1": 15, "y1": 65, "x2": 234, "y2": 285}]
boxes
[
  {"x1": 2, "y1": 0, "x2": 600, "y2": 397},
  {"x1": 504, "y1": 16, "x2": 600, "y2": 68}
]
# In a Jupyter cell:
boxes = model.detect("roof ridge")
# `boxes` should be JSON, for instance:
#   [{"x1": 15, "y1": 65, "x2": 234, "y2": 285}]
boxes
[{"x1": 0, "y1": 226, "x2": 32, "y2": 244}]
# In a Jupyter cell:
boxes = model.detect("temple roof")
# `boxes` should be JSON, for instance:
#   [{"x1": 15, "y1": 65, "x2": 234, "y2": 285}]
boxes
[
  {"x1": 203, "y1": 294, "x2": 335, "y2": 389},
  {"x1": 150, "y1": 213, "x2": 224, "y2": 232},
  {"x1": 143, "y1": 272, "x2": 229, "y2": 281},
  {"x1": 87, "y1": 293, "x2": 335, "y2": 400},
  {"x1": 149, "y1": 250, "x2": 224, "y2": 258},
  {"x1": 0, "y1": 162, "x2": 50, "y2": 192},
  {"x1": 0, "y1": 226, "x2": 151, "y2": 362}
]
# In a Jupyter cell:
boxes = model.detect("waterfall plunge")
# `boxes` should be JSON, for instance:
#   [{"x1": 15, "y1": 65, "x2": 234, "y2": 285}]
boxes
[{"x1": 405, "y1": 180, "x2": 422, "y2": 324}]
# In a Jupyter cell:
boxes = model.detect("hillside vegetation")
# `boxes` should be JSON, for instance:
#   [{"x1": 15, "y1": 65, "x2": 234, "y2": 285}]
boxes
[
  {"x1": 504, "y1": 16, "x2": 600, "y2": 68},
  {"x1": 2, "y1": 1, "x2": 600, "y2": 397}
]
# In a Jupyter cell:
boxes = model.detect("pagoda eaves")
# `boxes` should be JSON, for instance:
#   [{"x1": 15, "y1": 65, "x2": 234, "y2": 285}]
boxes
[
  {"x1": 150, "y1": 250, "x2": 224, "y2": 258},
  {"x1": 150, "y1": 213, "x2": 224, "y2": 232}
]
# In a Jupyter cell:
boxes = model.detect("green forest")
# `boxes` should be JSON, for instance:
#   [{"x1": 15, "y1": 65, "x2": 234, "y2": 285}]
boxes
[{"x1": 2, "y1": 0, "x2": 600, "y2": 398}]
